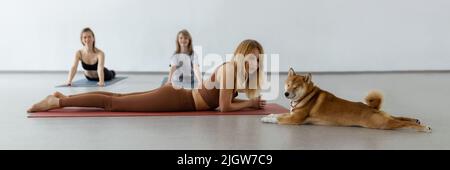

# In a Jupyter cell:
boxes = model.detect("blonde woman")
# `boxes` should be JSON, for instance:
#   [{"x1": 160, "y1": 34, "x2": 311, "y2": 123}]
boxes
[
  {"x1": 167, "y1": 29, "x2": 202, "y2": 87},
  {"x1": 28, "y1": 40, "x2": 266, "y2": 113},
  {"x1": 65, "y1": 27, "x2": 116, "y2": 87}
]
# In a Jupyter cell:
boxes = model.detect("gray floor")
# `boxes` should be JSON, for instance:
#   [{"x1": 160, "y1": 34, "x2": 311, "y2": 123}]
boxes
[{"x1": 1, "y1": 72, "x2": 449, "y2": 150}]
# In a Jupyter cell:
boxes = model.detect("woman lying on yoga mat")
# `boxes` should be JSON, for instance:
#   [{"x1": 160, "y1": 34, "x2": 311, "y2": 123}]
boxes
[
  {"x1": 28, "y1": 39, "x2": 266, "y2": 113},
  {"x1": 65, "y1": 27, "x2": 116, "y2": 87}
]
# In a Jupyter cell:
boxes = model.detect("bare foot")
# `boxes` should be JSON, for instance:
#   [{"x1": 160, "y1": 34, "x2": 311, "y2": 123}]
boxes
[
  {"x1": 27, "y1": 95, "x2": 60, "y2": 113},
  {"x1": 53, "y1": 91, "x2": 67, "y2": 99}
]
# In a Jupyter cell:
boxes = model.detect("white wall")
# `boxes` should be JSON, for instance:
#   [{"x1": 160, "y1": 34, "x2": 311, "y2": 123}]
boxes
[{"x1": 0, "y1": 0, "x2": 449, "y2": 72}]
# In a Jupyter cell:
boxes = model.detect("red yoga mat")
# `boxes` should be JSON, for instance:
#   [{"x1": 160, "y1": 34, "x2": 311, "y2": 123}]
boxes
[{"x1": 28, "y1": 103, "x2": 289, "y2": 118}]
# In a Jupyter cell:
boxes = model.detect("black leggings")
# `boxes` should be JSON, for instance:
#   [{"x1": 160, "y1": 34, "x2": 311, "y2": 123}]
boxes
[{"x1": 85, "y1": 68, "x2": 116, "y2": 81}]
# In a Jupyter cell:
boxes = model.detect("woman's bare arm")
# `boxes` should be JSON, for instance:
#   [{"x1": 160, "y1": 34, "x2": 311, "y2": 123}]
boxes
[
  {"x1": 217, "y1": 63, "x2": 265, "y2": 112},
  {"x1": 167, "y1": 65, "x2": 177, "y2": 85},
  {"x1": 96, "y1": 51, "x2": 105, "y2": 86},
  {"x1": 66, "y1": 51, "x2": 81, "y2": 85},
  {"x1": 193, "y1": 64, "x2": 202, "y2": 83}
]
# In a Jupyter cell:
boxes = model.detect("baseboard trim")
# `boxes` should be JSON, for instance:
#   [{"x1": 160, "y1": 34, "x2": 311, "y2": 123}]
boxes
[{"x1": 0, "y1": 70, "x2": 449, "y2": 75}]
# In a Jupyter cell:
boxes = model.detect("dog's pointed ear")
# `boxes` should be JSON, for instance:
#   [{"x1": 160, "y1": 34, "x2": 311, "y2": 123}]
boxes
[
  {"x1": 288, "y1": 67, "x2": 296, "y2": 76},
  {"x1": 304, "y1": 73, "x2": 312, "y2": 83}
]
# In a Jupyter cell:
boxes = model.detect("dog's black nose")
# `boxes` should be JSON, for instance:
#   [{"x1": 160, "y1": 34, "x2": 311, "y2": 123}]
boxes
[{"x1": 284, "y1": 92, "x2": 289, "y2": 97}]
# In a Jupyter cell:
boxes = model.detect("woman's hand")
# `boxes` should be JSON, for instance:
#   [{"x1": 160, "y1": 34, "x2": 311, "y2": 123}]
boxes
[
  {"x1": 250, "y1": 96, "x2": 266, "y2": 109},
  {"x1": 66, "y1": 81, "x2": 72, "y2": 86},
  {"x1": 97, "y1": 82, "x2": 105, "y2": 87}
]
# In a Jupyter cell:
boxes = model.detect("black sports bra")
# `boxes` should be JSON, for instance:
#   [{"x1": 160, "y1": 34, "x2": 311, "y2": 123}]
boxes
[{"x1": 79, "y1": 51, "x2": 98, "y2": 71}]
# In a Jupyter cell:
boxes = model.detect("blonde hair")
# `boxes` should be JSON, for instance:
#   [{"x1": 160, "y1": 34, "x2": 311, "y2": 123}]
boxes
[
  {"x1": 232, "y1": 39, "x2": 265, "y2": 99},
  {"x1": 80, "y1": 27, "x2": 97, "y2": 53},
  {"x1": 175, "y1": 29, "x2": 193, "y2": 56}
]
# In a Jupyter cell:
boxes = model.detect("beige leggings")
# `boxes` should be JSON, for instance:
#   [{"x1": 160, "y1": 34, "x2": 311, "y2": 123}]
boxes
[{"x1": 59, "y1": 85, "x2": 196, "y2": 112}]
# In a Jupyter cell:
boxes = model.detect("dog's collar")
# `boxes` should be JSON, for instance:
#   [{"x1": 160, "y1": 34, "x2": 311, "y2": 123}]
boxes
[{"x1": 290, "y1": 86, "x2": 319, "y2": 111}]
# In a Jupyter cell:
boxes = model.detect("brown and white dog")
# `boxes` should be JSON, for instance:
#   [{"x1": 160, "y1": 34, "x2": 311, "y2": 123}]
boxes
[{"x1": 261, "y1": 68, "x2": 432, "y2": 132}]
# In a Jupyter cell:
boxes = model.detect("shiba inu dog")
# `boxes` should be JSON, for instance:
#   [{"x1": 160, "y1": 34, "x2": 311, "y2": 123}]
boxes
[{"x1": 261, "y1": 68, "x2": 431, "y2": 132}]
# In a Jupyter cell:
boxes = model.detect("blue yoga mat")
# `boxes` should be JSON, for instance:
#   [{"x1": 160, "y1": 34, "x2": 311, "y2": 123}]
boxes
[{"x1": 56, "y1": 76, "x2": 127, "y2": 87}]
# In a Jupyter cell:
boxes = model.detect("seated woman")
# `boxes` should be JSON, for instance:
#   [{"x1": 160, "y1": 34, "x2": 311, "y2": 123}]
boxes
[
  {"x1": 166, "y1": 29, "x2": 202, "y2": 88},
  {"x1": 28, "y1": 40, "x2": 266, "y2": 113},
  {"x1": 65, "y1": 27, "x2": 116, "y2": 87}
]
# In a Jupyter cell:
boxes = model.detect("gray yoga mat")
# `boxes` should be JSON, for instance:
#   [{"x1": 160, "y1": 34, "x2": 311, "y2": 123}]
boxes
[{"x1": 56, "y1": 76, "x2": 127, "y2": 87}]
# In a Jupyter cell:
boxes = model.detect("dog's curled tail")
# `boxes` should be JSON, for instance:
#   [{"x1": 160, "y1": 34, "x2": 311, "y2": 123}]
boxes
[{"x1": 365, "y1": 90, "x2": 383, "y2": 110}]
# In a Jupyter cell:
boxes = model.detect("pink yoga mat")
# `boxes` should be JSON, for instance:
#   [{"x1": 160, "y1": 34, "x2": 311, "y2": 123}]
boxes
[{"x1": 28, "y1": 103, "x2": 289, "y2": 118}]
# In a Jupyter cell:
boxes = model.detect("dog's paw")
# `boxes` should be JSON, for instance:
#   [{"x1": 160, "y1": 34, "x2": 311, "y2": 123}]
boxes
[
  {"x1": 261, "y1": 114, "x2": 279, "y2": 124},
  {"x1": 420, "y1": 125, "x2": 432, "y2": 133}
]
